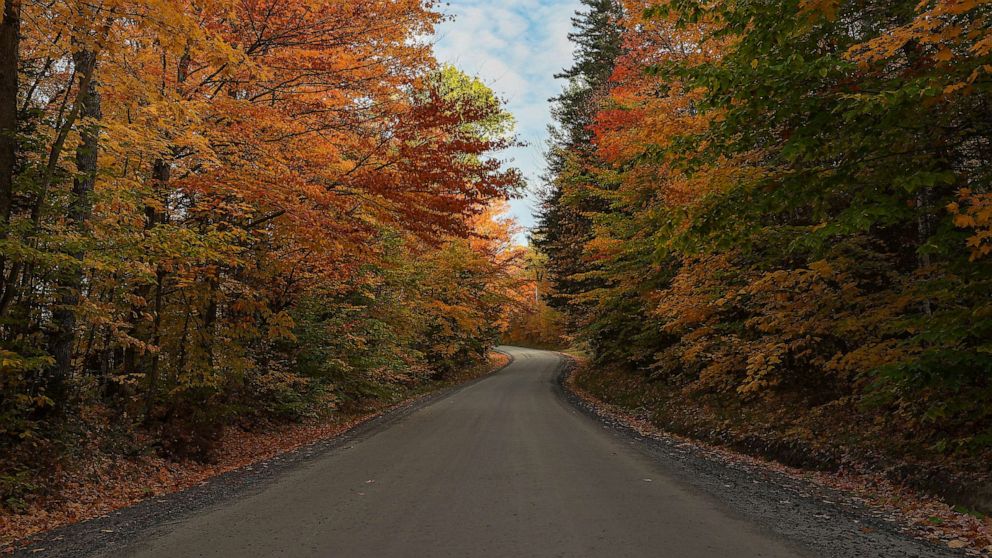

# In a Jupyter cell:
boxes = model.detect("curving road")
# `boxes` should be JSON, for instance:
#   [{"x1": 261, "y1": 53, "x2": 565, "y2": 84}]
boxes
[
  {"x1": 26, "y1": 346, "x2": 959, "y2": 557},
  {"x1": 119, "y1": 347, "x2": 803, "y2": 557}
]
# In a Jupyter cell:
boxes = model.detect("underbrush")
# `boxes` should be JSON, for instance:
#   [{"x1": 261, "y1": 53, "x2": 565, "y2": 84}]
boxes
[
  {"x1": 574, "y1": 363, "x2": 992, "y2": 514},
  {"x1": 0, "y1": 351, "x2": 506, "y2": 545}
]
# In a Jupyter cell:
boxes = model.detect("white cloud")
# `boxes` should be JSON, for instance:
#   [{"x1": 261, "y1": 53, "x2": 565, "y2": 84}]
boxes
[{"x1": 434, "y1": 0, "x2": 582, "y2": 241}]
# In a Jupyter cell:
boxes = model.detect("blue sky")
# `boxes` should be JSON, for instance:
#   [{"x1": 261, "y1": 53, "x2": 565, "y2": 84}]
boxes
[{"x1": 433, "y1": 0, "x2": 582, "y2": 243}]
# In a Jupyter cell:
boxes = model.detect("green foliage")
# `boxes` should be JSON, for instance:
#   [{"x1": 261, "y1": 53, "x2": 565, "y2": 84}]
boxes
[
  {"x1": 533, "y1": 0, "x2": 624, "y2": 330},
  {"x1": 0, "y1": 469, "x2": 38, "y2": 514}
]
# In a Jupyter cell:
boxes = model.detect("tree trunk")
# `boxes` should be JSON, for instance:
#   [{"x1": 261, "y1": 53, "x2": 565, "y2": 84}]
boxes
[
  {"x1": 125, "y1": 46, "x2": 185, "y2": 384},
  {"x1": 0, "y1": 0, "x2": 20, "y2": 299},
  {"x1": 203, "y1": 273, "x2": 219, "y2": 369},
  {"x1": 0, "y1": 14, "x2": 109, "y2": 321},
  {"x1": 47, "y1": 48, "x2": 101, "y2": 406},
  {"x1": 143, "y1": 266, "x2": 165, "y2": 421},
  {"x1": 123, "y1": 158, "x2": 169, "y2": 376}
]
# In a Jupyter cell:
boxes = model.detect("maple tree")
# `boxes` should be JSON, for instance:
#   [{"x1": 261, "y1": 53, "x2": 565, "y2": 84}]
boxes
[{"x1": 0, "y1": 0, "x2": 522, "y2": 506}]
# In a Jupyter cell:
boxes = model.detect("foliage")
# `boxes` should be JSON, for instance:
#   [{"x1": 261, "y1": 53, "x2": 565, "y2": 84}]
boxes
[
  {"x1": 538, "y1": 0, "x2": 992, "y2": 465},
  {"x1": 0, "y1": 0, "x2": 522, "y2": 505},
  {"x1": 503, "y1": 249, "x2": 568, "y2": 349},
  {"x1": 533, "y1": 0, "x2": 624, "y2": 331}
]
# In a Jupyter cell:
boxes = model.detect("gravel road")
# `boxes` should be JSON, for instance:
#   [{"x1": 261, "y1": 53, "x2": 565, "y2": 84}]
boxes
[{"x1": 16, "y1": 346, "x2": 962, "y2": 557}]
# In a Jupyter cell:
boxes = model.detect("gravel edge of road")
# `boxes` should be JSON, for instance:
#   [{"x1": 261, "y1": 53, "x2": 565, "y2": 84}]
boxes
[
  {"x1": 553, "y1": 353, "x2": 968, "y2": 558},
  {"x1": 7, "y1": 351, "x2": 515, "y2": 558}
]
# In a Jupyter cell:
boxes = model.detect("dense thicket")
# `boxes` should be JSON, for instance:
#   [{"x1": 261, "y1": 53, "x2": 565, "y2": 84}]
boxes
[
  {"x1": 501, "y1": 248, "x2": 567, "y2": 349},
  {"x1": 0, "y1": 0, "x2": 521, "y2": 501},
  {"x1": 541, "y1": 0, "x2": 992, "y2": 467}
]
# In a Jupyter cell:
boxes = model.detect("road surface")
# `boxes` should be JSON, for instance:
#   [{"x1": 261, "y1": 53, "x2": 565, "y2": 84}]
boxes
[
  {"x1": 123, "y1": 347, "x2": 803, "y2": 557},
  {"x1": 23, "y1": 347, "x2": 959, "y2": 557}
]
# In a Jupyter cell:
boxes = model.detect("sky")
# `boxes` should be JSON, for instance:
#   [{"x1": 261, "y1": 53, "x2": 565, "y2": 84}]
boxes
[{"x1": 433, "y1": 0, "x2": 583, "y2": 243}]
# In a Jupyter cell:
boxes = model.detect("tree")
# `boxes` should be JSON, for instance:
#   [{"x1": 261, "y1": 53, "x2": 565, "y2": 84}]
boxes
[
  {"x1": 0, "y1": 0, "x2": 18, "y2": 243},
  {"x1": 533, "y1": 0, "x2": 623, "y2": 328}
]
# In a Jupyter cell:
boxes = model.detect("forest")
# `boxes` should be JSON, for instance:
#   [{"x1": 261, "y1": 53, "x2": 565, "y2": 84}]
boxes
[
  {"x1": 4, "y1": 0, "x2": 992, "y2": 550},
  {"x1": 0, "y1": 0, "x2": 532, "y2": 524},
  {"x1": 536, "y1": 0, "x2": 992, "y2": 507}
]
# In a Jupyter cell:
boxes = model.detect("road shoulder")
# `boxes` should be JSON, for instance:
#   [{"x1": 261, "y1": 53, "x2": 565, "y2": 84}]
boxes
[{"x1": 555, "y1": 353, "x2": 971, "y2": 558}]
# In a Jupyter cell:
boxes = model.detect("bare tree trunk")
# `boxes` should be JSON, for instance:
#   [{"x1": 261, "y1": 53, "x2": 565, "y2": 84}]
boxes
[
  {"x1": 47, "y1": 48, "x2": 101, "y2": 406},
  {"x1": 143, "y1": 266, "x2": 165, "y2": 421},
  {"x1": 0, "y1": 0, "x2": 21, "y2": 300},
  {"x1": 204, "y1": 273, "x2": 219, "y2": 369},
  {"x1": 123, "y1": 159, "x2": 169, "y2": 377}
]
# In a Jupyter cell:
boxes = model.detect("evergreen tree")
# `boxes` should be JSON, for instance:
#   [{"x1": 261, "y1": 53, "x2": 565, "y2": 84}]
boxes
[{"x1": 533, "y1": 0, "x2": 622, "y2": 325}]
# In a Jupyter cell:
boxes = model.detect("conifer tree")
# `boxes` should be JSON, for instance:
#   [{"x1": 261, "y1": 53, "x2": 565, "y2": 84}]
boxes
[{"x1": 533, "y1": 0, "x2": 622, "y2": 324}]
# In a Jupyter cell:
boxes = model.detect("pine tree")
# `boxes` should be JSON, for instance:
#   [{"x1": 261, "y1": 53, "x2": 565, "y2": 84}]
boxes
[{"x1": 533, "y1": 0, "x2": 622, "y2": 322}]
